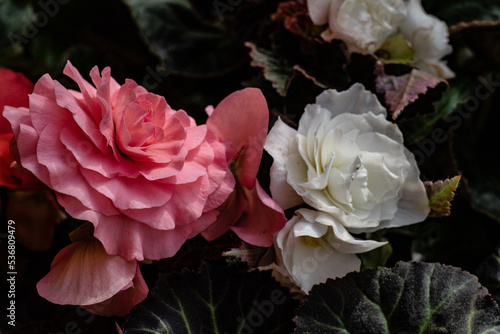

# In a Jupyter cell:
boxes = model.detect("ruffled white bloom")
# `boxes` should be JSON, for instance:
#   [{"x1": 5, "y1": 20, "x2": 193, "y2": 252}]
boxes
[
  {"x1": 309, "y1": 0, "x2": 406, "y2": 53},
  {"x1": 307, "y1": 0, "x2": 454, "y2": 79},
  {"x1": 273, "y1": 208, "x2": 385, "y2": 292},
  {"x1": 264, "y1": 83, "x2": 429, "y2": 234},
  {"x1": 399, "y1": 0, "x2": 455, "y2": 79}
]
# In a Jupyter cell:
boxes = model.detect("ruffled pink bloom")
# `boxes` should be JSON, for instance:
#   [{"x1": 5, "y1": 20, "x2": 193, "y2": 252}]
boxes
[
  {"x1": 0, "y1": 68, "x2": 43, "y2": 190},
  {"x1": 201, "y1": 88, "x2": 286, "y2": 247},
  {"x1": 37, "y1": 237, "x2": 148, "y2": 317},
  {"x1": 4, "y1": 61, "x2": 234, "y2": 261}
]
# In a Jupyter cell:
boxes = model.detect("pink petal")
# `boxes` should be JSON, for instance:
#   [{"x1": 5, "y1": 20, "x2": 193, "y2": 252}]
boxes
[
  {"x1": 80, "y1": 167, "x2": 174, "y2": 211},
  {"x1": 93, "y1": 214, "x2": 195, "y2": 261},
  {"x1": 63, "y1": 61, "x2": 101, "y2": 122},
  {"x1": 201, "y1": 129, "x2": 235, "y2": 212},
  {"x1": 36, "y1": 123, "x2": 119, "y2": 216},
  {"x1": 201, "y1": 190, "x2": 245, "y2": 241},
  {"x1": 82, "y1": 262, "x2": 148, "y2": 317},
  {"x1": 36, "y1": 239, "x2": 137, "y2": 306},
  {"x1": 230, "y1": 182, "x2": 287, "y2": 247},
  {"x1": 0, "y1": 68, "x2": 33, "y2": 134},
  {"x1": 207, "y1": 88, "x2": 269, "y2": 189},
  {"x1": 53, "y1": 80, "x2": 108, "y2": 153},
  {"x1": 3, "y1": 106, "x2": 53, "y2": 188}
]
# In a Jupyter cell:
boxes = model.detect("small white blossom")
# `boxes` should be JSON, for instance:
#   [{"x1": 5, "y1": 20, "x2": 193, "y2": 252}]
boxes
[{"x1": 273, "y1": 208, "x2": 385, "y2": 292}]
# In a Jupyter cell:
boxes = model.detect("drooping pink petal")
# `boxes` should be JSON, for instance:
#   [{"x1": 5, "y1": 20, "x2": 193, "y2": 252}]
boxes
[
  {"x1": 230, "y1": 183, "x2": 287, "y2": 247},
  {"x1": 201, "y1": 189, "x2": 245, "y2": 241},
  {"x1": 82, "y1": 262, "x2": 149, "y2": 317},
  {"x1": 207, "y1": 88, "x2": 269, "y2": 189},
  {"x1": 36, "y1": 238, "x2": 137, "y2": 306}
]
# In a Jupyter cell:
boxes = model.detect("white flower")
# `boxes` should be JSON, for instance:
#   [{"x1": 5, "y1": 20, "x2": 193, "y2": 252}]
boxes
[
  {"x1": 273, "y1": 208, "x2": 385, "y2": 292},
  {"x1": 399, "y1": 0, "x2": 455, "y2": 79},
  {"x1": 307, "y1": 0, "x2": 454, "y2": 79},
  {"x1": 308, "y1": 0, "x2": 406, "y2": 53},
  {"x1": 264, "y1": 83, "x2": 429, "y2": 234}
]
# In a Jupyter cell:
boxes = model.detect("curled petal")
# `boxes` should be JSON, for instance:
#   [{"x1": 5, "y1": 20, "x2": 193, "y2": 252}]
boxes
[
  {"x1": 36, "y1": 238, "x2": 137, "y2": 306},
  {"x1": 230, "y1": 183, "x2": 287, "y2": 247},
  {"x1": 82, "y1": 262, "x2": 148, "y2": 317}
]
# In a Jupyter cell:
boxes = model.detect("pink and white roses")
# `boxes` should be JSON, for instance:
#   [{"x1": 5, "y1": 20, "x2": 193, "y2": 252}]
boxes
[
  {"x1": 307, "y1": 0, "x2": 454, "y2": 79},
  {"x1": 3, "y1": 61, "x2": 234, "y2": 262}
]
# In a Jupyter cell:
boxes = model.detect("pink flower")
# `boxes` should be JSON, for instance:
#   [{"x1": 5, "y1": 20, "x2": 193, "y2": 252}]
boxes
[
  {"x1": 4, "y1": 61, "x2": 234, "y2": 261},
  {"x1": 201, "y1": 88, "x2": 286, "y2": 247},
  {"x1": 37, "y1": 234, "x2": 148, "y2": 317},
  {"x1": 0, "y1": 68, "x2": 43, "y2": 190}
]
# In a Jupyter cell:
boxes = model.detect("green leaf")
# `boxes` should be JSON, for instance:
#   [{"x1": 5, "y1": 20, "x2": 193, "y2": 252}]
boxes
[
  {"x1": 423, "y1": 0, "x2": 500, "y2": 26},
  {"x1": 295, "y1": 261, "x2": 500, "y2": 334},
  {"x1": 123, "y1": 0, "x2": 246, "y2": 77},
  {"x1": 120, "y1": 261, "x2": 298, "y2": 334},
  {"x1": 376, "y1": 34, "x2": 416, "y2": 65},
  {"x1": 246, "y1": 42, "x2": 295, "y2": 96},
  {"x1": 399, "y1": 75, "x2": 474, "y2": 145},
  {"x1": 359, "y1": 241, "x2": 392, "y2": 271},
  {"x1": 425, "y1": 176, "x2": 461, "y2": 217}
]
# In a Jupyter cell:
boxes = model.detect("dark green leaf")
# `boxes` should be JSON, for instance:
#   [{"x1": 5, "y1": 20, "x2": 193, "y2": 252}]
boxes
[
  {"x1": 425, "y1": 176, "x2": 461, "y2": 217},
  {"x1": 399, "y1": 75, "x2": 474, "y2": 145},
  {"x1": 295, "y1": 261, "x2": 500, "y2": 334},
  {"x1": 359, "y1": 241, "x2": 392, "y2": 271},
  {"x1": 451, "y1": 71, "x2": 500, "y2": 222},
  {"x1": 120, "y1": 261, "x2": 298, "y2": 334},
  {"x1": 246, "y1": 42, "x2": 295, "y2": 96},
  {"x1": 423, "y1": 0, "x2": 500, "y2": 26},
  {"x1": 123, "y1": 0, "x2": 246, "y2": 77},
  {"x1": 0, "y1": 0, "x2": 34, "y2": 50},
  {"x1": 476, "y1": 242, "x2": 500, "y2": 305}
]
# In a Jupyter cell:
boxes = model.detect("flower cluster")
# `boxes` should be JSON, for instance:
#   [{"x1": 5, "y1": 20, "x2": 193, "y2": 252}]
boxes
[{"x1": 2, "y1": 0, "x2": 464, "y2": 321}]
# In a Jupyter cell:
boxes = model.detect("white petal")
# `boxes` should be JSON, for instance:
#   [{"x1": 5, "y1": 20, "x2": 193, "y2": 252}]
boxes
[
  {"x1": 375, "y1": 148, "x2": 430, "y2": 230},
  {"x1": 292, "y1": 241, "x2": 361, "y2": 292},
  {"x1": 315, "y1": 83, "x2": 387, "y2": 118},
  {"x1": 269, "y1": 163, "x2": 304, "y2": 210},
  {"x1": 265, "y1": 117, "x2": 297, "y2": 165},
  {"x1": 265, "y1": 118, "x2": 303, "y2": 209},
  {"x1": 399, "y1": 0, "x2": 454, "y2": 79},
  {"x1": 307, "y1": 0, "x2": 337, "y2": 25}
]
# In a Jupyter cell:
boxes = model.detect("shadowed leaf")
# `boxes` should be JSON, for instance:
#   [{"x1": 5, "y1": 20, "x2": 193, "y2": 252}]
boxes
[
  {"x1": 120, "y1": 261, "x2": 298, "y2": 334},
  {"x1": 295, "y1": 261, "x2": 500, "y2": 334},
  {"x1": 246, "y1": 42, "x2": 295, "y2": 96},
  {"x1": 123, "y1": 0, "x2": 246, "y2": 77}
]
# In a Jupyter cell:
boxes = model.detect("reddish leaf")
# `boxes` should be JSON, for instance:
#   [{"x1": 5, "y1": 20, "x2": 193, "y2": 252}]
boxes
[{"x1": 375, "y1": 62, "x2": 445, "y2": 119}]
